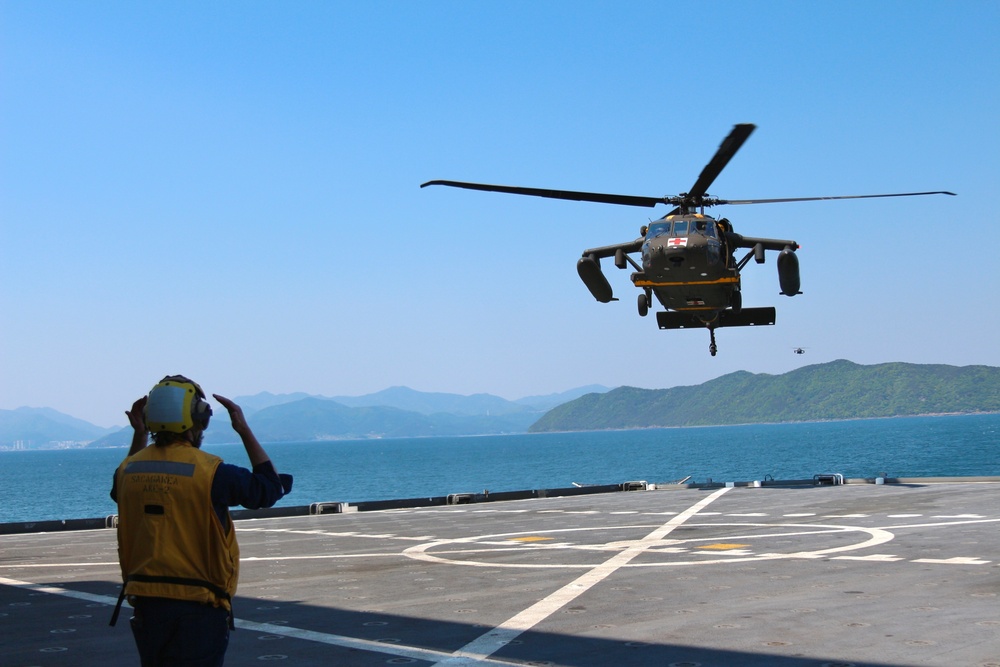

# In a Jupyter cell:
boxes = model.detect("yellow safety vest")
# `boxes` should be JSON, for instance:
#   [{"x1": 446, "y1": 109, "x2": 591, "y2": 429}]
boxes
[{"x1": 114, "y1": 442, "x2": 240, "y2": 611}]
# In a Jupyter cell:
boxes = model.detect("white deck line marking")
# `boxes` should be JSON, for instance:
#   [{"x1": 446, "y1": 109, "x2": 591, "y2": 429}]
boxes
[
  {"x1": 243, "y1": 528, "x2": 436, "y2": 541},
  {"x1": 0, "y1": 561, "x2": 119, "y2": 568},
  {"x1": 0, "y1": 576, "x2": 514, "y2": 665},
  {"x1": 0, "y1": 576, "x2": 118, "y2": 605},
  {"x1": 233, "y1": 619, "x2": 514, "y2": 664},
  {"x1": 431, "y1": 487, "x2": 732, "y2": 667},
  {"x1": 913, "y1": 557, "x2": 991, "y2": 565},
  {"x1": 881, "y1": 518, "x2": 1000, "y2": 530}
]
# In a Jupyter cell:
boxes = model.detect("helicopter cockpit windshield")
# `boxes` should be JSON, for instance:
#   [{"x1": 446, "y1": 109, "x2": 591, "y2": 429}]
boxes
[
  {"x1": 648, "y1": 218, "x2": 718, "y2": 238},
  {"x1": 647, "y1": 220, "x2": 691, "y2": 238},
  {"x1": 646, "y1": 221, "x2": 670, "y2": 238},
  {"x1": 695, "y1": 219, "x2": 717, "y2": 238}
]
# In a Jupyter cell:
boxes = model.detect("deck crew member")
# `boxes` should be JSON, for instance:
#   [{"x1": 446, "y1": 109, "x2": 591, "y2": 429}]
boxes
[{"x1": 110, "y1": 375, "x2": 292, "y2": 666}]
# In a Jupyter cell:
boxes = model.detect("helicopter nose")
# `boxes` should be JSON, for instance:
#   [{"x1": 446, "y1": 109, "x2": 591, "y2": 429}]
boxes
[{"x1": 659, "y1": 246, "x2": 684, "y2": 264}]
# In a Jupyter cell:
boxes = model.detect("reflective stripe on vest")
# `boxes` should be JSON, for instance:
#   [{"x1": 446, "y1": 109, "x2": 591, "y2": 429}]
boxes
[{"x1": 113, "y1": 443, "x2": 239, "y2": 613}]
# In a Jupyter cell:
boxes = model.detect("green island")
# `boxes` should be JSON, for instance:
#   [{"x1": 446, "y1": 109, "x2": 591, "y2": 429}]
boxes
[{"x1": 530, "y1": 360, "x2": 1000, "y2": 432}]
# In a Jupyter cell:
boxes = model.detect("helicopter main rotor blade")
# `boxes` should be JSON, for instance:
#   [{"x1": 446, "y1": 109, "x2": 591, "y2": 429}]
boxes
[
  {"x1": 687, "y1": 123, "x2": 756, "y2": 200},
  {"x1": 420, "y1": 180, "x2": 664, "y2": 208},
  {"x1": 720, "y1": 191, "x2": 957, "y2": 205}
]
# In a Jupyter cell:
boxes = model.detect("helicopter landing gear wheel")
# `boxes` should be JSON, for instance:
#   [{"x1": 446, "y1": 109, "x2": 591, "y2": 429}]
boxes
[
  {"x1": 709, "y1": 328, "x2": 718, "y2": 357},
  {"x1": 637, "y1": 293, "x2": 649, "y2": 317},
  {"x1": 731, "y1": 289, "x2": 742, "y2": 314}
]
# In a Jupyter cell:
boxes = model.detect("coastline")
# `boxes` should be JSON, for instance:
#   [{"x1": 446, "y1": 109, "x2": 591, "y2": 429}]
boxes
[{"x1": 4, "y1": 410, "x2": 997, "y2": 452}]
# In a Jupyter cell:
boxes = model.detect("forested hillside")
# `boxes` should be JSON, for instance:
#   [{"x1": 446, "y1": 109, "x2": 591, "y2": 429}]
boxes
[{"x1": 529, "y1": 360, "x2": 1000, "y2": 432}]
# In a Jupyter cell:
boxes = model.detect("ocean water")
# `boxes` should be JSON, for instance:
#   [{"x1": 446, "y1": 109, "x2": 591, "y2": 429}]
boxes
[{"x1": 1, "y1": 414, "x2": 997, "y2": 525}]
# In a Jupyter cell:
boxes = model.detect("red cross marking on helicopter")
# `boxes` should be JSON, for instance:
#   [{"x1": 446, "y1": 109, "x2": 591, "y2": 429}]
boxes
[{"x1": 667, "y1": 237, "x2": 688, "y2": 247}]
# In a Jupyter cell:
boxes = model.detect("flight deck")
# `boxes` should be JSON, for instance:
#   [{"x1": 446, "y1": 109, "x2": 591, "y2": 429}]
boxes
[{"x1": 1, "y1": 479, "x2": 998, "y2": 666}]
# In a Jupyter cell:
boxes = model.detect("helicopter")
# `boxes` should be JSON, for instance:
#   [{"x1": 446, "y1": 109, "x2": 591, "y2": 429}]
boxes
[
  {"x1": 793, "y1": 347, "x2": 807, "y2": 355},
  {"x1": 421, "y1": 124, "x2": 955, "y2": 356}
]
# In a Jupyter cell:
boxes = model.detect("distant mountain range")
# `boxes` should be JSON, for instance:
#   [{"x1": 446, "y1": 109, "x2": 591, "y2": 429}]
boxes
[
  {"x1": 0, "y1": 385, "x2": 609, "y2": 449},
  {"x1": 233, "y1": 385, "x2": 608, "y2": 416},
  {"x1": 530, "y1": 360, "x2": 1000, "y2": 432},
  {"x1": 0, "y1": 407, "x2": 118, "y2": 448},
  {"x1": 4, "y1": 361, "x2": 999, "y2": 449}
]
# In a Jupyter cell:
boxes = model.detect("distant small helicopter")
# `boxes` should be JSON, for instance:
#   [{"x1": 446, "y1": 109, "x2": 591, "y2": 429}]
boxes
[
  {"x1": 793, "y1": 347, "x2": 807, "y2": 355},
  {"x1": 422, "y1": 124, "x2": 954, "y2": 356}
]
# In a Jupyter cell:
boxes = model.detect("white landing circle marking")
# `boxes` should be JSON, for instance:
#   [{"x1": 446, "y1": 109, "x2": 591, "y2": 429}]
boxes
[
  {"x1": 430, "y1": 487, "x2": 734, "y2": 666},
  {"x1": 403, "y1": 522, "x2": 895, "y2": 569}
]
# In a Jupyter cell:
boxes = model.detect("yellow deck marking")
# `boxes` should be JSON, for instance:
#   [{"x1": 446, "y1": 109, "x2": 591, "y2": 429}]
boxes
[
  {"x1": 507, "y1": 536, "x2": 554, "y2": 542},
  {"x1": 434, "y1": 487, "x2": 733, "y2": 666},
  {"x1": 698, "y1": 543, "x2": 750, "y2": 550}
]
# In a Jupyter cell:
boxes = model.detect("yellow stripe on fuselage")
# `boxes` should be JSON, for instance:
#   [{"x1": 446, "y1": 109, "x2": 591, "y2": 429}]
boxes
[{"x1": 633, "y1": 276, "x2": 740, "y2": 288}]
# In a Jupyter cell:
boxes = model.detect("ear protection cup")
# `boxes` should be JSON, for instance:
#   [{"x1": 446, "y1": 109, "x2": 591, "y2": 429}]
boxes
[
  {"x1": 191, "y1": 395, "x2": 212, "y2": 430},
  {"x1": 144, "y1": 375, "x2": 213, "y2": 433}
]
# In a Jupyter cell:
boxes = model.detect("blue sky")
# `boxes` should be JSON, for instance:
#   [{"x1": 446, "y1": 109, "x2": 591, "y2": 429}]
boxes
[{"x1": 2, "y1": 1, "x2": 998, "y2": 428}]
